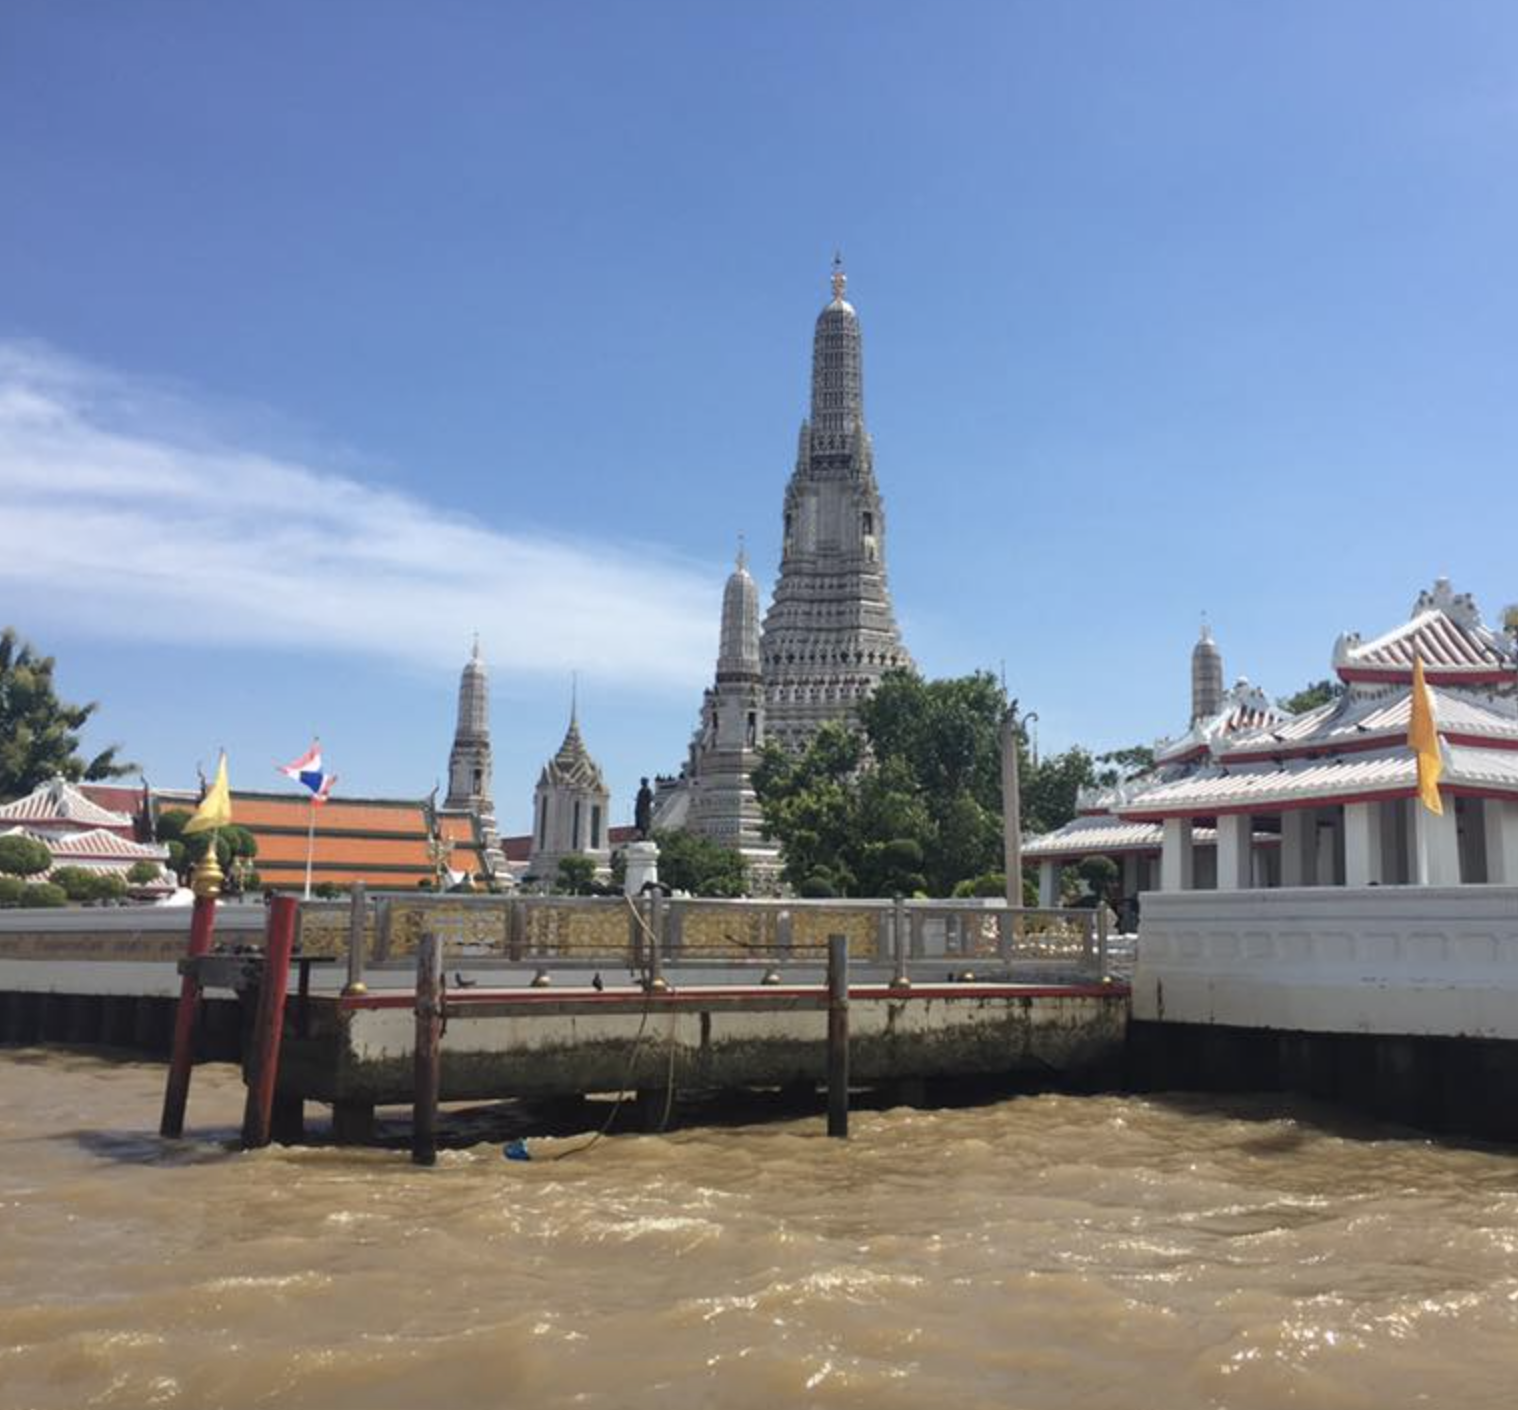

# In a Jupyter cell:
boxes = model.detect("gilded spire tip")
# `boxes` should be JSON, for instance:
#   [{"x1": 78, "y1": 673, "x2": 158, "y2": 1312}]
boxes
[{"x1": 831, "y1": 251, "x2": 846, "y2": 303}]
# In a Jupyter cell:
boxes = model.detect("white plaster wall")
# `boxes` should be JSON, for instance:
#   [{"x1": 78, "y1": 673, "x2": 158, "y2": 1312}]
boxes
[{"x1": 1134, "y1": 886, "x2": 1518, "y2": 1038}]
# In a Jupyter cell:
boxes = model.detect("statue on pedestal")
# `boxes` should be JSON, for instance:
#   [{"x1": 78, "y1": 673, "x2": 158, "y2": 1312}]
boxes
[{"x1": 634, "y1": 776, "x2": 654, "y2": 839}]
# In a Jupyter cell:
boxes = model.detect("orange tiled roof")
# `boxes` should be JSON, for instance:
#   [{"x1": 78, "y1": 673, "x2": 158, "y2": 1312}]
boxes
[{"x1": 153, "y1": 787, "x2": 484, "y2": 888}]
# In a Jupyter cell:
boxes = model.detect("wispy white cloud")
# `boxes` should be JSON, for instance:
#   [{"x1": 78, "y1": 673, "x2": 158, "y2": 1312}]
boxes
[{"x1": 0, "y1": 341, "x2": 718, "y2": 691}]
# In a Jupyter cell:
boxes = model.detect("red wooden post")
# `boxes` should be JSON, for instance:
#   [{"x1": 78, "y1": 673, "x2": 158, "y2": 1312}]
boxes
[
  {"x1": 159, "y1": 893, "x2": 219, "y2": 1137},
  {"x1": 241, "y1": 895, "x2": 298, "y2": 1149}
]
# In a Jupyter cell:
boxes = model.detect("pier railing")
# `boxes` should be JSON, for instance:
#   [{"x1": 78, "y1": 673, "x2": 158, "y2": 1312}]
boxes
[{"x1": 290, "y1": 889, "x2": 1112, "y2": 991}]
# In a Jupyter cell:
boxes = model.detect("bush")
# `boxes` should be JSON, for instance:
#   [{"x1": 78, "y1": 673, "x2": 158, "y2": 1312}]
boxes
[
  {"x1": 21, "y1": 881, "x2": 67, "y2": 908},
  {"x1": 0, "y1": 834, "x2": 52, "y2": 877},
  {"x1": 127, "y1": 860, "x2": 161, "y2": 885},
  {"x1": 313, "y1": 881, "x2": 343, "y2": 899},
  {"x1": 50, "y1": 866, "x2": 99, "y2": 901},
  {"x1": 0, "y1": 875, "x2": 23, "y2": 906},
  {"x1": 554, "y1": 855, "x2": 598, "y2": 896},
  {"x1": 50, "y1": 867, "x2": 129, "y2": 903},
  {"x1": 94, "y1": 873, "x2": 128, "y2": 902},
  {"x1": 798, "y1": 872, "x2": 838, "y2": 899}
]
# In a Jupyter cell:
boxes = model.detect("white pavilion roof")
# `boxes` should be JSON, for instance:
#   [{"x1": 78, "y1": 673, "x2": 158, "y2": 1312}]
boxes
[
  {"x1": 1333, "y1": 578, "x2": 1517, "y2": 685},
  {"x1": 1116, "y1": 743, "x2": 1518, "y2": 818},
  {"x1": 43, "y1": 828, "x2": 168, "y2": 861},
  {"x1": 1022, "y1": 814, "x2": 1282, "y2": 860},
  {"x1": 1222, "y1": 683, "x2": 1518, "y2": 761},
  {"x1": 1153, "y1": 679, "x2": 1289, "y2": 765},
  {"x1": 0, "y1": 778, "x2": 133, "y2": 830}
]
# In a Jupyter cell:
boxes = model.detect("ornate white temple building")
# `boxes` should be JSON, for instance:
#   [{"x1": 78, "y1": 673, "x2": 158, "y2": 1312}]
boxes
[
  {"x1": 442, "y1": 639, "x2": 507, "y2": 880},
  {"x1": 1025, "y1": 579, "x2": 1518, "y2": 904},
  {"x1": 655, "y1": 548, "x2": 782, "y2": 883},
  {"x1": 0, "y1": 778, "x2": 171, "y2": 891},
  {"x1": 527, "y1": 705, "x2": 612, "y2": 884},
  {"x1": 653, "y1": 261, "x2": 913, "y2": 878},
  {"x1": 759, "y1": 258, "x2": 912, "y2": 751}
]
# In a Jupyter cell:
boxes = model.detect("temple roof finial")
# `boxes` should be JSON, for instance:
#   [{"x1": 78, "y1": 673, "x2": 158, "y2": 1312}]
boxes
[
  {"x1": 831, "y1": 251, "x2": 846, "y2": 303},
  {"x1": 570, "y1": 671, "x2": 578, "y2": 726},
  {"x1": 736, "y1": 533, "x2": 748, "y2": 573}
]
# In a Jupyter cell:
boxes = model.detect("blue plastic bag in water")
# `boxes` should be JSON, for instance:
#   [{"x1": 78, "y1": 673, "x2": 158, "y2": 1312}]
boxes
[{"x1": 503, "y1": 1138, "x2": 531, "y2": 1162}]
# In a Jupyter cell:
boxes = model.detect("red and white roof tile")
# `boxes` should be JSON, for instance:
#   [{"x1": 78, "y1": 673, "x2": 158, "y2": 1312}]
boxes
[
  {"x1": 1153, "y1": 680, "x2": 1290, "y2": 766},
  {"x1": 1221, "y1": 684, "x2": 1518, "y2": 763},
  {"x1": 1116, "y1": 744, "x2": 1518, "y2": 820},
  {"x1": 0, "y1": 777, "x2": 134, "y2": 831},
  {"x1": 1333, "y1": 578, "x2": 1517, "y2": 686}
]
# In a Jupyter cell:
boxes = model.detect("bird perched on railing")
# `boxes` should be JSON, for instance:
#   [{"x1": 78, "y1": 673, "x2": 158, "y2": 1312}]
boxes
[{"x1": 454, "y1": 972, "x2": 478, "y2": 989}]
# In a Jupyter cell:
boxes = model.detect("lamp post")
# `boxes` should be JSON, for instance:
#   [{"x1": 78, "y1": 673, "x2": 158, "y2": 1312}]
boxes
[{"x1": 1001, "y1": 707, "x2": 1022, "y2": 909}]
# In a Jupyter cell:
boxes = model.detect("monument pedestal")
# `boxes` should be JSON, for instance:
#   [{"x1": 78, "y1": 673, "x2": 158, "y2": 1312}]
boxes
[{"x1": 623, "y1": 840, "x2": 660, "y2": 896}]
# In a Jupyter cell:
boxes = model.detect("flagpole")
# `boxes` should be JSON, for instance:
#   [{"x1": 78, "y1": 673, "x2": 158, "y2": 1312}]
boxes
[{"x1": 304, "y1": 798, "x2": 317, "y2": 900}]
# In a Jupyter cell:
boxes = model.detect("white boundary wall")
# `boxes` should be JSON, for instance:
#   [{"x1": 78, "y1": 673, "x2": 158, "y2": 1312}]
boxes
[{"x1": 1134, "y1": 886, "x2": 1518, "y2": 1039}]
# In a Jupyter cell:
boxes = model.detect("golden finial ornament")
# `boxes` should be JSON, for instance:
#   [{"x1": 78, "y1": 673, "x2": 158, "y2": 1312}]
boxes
[
  {"x1": 831, "y1": 251, "x2": 846, "y2": 302},
  {"x1": 192, "y1": 831, "x2": 224, "y2": 900}
]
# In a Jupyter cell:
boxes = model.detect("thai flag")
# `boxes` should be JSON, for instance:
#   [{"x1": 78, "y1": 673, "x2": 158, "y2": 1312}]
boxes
[{"x1": 279, "y1": 742, "x2": 337, "y2": 805}]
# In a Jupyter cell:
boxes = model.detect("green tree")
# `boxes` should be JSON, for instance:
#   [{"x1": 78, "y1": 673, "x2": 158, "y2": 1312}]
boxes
[
  {"x1": 755, "y1": 670, "x2": 1012, "y2": 896},
  {"x1": 1094, "y1": 744, "x2": 1156, "y2": 786},
  {"x1": 127, "y1": 860, "x2": 161, "y2": 886},
  {"x1": 554, "y1": 854, "x2": 598, "y2": 895},
  {"x1": 0, "y1": 628, "x2": 135, "y2": 799},
  {"x1": 0, "y1": 876, "x2": 24, "y2": 906},
  {"x1": 1278, "y1": 678, "x2": 1344, "y2": 714},
  {"x1": 0, "y1": 834, "x2": 52, "y2": 878},
  {"x1": 1021, "y1": 746, "x2": 1099, "y2": 835},
  {"x1": 156, "y1": 812, "x2": 258, "y2": 888},
  {"x1": 651, "y1": 828, "x2": 748, "y2": 897}
]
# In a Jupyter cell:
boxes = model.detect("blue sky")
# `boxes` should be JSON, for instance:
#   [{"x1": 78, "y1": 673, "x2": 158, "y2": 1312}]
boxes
[{"x1": 2, "y1": 2, "x2": 1515, "y2": 832}]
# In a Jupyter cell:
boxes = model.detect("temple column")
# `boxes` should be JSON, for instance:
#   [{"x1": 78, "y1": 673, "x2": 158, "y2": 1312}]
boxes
[
  {"x1": 1414, "y1": 801, "x2": 1461, "y2": 885},
  {"x1": 1344, "y1": 801, "x2": 1383, "y2": 888},
  {"x1": 1280, "y1": 809, "x2": 1316, "y2": 887},
  {"x1": 1121, "y1": 852, "x2": 1139, "y2": 897},
  {"x1": 1037, "y1": 859, "x2": 1059, "y2": 908},
  {"x1": 1483, "y1": 799, "x2": 1518, "y2": 885},
  {"x1": 1160, "y1": 817, "x2": 1195, "y2": 892},
  {"x1": 1215, "y1": 813, "x2": 1252, "y2": 890}
]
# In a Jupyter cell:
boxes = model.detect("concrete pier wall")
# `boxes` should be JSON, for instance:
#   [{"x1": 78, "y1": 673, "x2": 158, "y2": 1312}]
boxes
[
  {"x1": 281, "y1": 986, "x2": 1130, "y2": 1105},
  {"x1": 1134, "y1": 885, "x2": 1518, "y2": 1038}
]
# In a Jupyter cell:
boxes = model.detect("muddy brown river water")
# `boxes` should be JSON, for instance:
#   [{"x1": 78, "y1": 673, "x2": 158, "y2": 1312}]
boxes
[{"x1": 2, "y1": 1049, "x2": 1517, "y2": 1408}]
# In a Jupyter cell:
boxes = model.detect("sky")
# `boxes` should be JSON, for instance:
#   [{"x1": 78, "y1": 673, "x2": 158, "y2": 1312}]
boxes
[{"x1": 2, "y1": 2, "x2": 1516, "y2": 833}]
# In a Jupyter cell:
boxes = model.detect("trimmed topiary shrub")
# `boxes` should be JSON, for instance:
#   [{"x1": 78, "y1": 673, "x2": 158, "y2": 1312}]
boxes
[
  {"x1": 0, "y1": 875, "x2": 24, "y2": 906},
  {"x1": 0, "y1": 834, "x2": 53, "y2": 878},
  {"x1": 50, "y1": 866, "x2": 99, "y2": 901},
  {"x1": 21, "y1": 881, "x2": 67, "y2": 908},
  {"x1": 127, "y1": 860, "x2": 161, "y2": 886}
]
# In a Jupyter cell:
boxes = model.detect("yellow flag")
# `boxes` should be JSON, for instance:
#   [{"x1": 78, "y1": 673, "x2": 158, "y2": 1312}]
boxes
[
  {"x1": 1408, "y1": 656, "x2": 1443, "y2": 816},
  {"x1": 184, "y1": 752, "x2": 233, "y2": 834}
]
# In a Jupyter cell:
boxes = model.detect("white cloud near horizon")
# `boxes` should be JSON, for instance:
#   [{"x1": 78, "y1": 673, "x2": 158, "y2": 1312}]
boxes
[{"x1": 0, "y1": 341, "x2": 719, "y2": 691}]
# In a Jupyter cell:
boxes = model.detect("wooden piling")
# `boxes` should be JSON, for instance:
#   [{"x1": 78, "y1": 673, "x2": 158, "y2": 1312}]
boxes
[
  {"x1": 159, "y1": 893, "x2": 219, "y2": 1138},
  {"x1": 827, "y1": 933, "x2": 850, "y2": 1139},
  {"x1": 412, "y1": 931, "x2": 443, "y2": 1167},
  {"x1": 344, "y1": 881, "x2": 368, "y2": 995},
  {"x1": 240, "y1": 895, "x2": 298, "y2": 1150}
]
